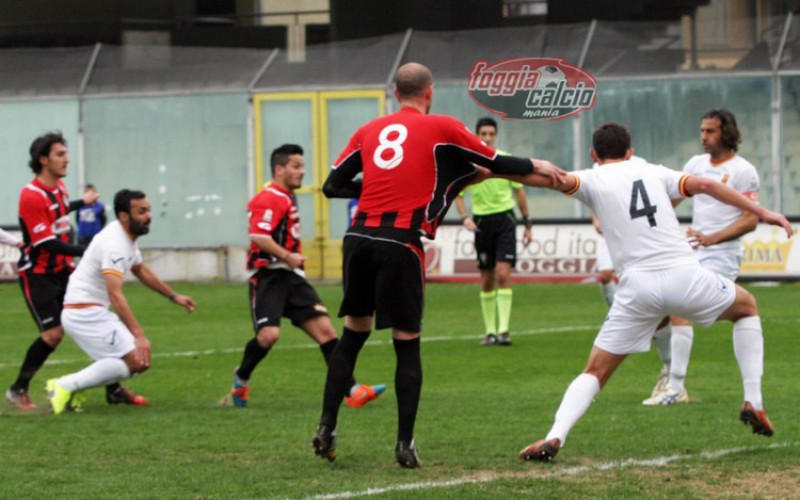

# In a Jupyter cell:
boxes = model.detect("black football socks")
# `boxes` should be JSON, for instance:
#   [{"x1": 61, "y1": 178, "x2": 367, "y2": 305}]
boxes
[
  {"x1": 236, "y1": 337, "x2": 271, "y2": 380},
  {"x1": 394, "y1": 337, "x2": 422, "y2": 445}
]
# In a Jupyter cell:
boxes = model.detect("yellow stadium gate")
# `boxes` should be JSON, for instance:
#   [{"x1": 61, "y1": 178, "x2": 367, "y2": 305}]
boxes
[{"x1": 253, "y1": 90, "x2": 386, "y2": 279}]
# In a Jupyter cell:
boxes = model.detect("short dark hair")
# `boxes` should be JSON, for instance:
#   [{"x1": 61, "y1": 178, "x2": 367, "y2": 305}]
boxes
[
  {"x1": 702, "y1": 108, "x2": 741, "y2": 152},
  {"x1": 592, "y1": 123, "x2": 631, "y2": 161},
  {"x1": 270, "y1": 144, "x2": 303, "y2": 176},
  {"x1": 114, "y1": 189, "x2": 147, "y2": 218},
  {"x1": 28, "y1": 132, "x2": 66, "y2": 174},
  {"x1": 85, "y1": 183, "x2": 95, "y2": 191},
  {"x1": 475, "y1": 117, "x2": 498, "y2": 134}
]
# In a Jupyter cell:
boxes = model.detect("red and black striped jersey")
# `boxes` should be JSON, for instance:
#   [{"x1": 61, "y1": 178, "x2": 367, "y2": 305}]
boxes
[
  {"x1": 18, "y1": 178, "x2": 74, "y2": 274},
  {"x1": 331, "y1": 107, "x2": 530, "y2": 239},
  {"x1": 247, "y1": 183, "x2": 302, "y2": 270}
]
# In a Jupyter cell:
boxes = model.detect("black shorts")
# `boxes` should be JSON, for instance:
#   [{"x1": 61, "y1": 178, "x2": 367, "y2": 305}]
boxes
[
  {"x1": 249, "y1": 268, "x2": 329, "y2": 332},
  {"x1": 474, "y1": 210, "x2": 518, "y2": 270},
  {"x1": 19, "y1": 270, "x2": 70, "y2": 332},
  {"x1": 339, "y1": 227, "x2": 424, "y2": 333}
]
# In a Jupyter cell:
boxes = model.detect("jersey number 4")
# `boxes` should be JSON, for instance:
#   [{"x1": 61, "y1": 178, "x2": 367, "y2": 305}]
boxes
[{"x1": 630, "y1": 179, "x2": 657, "y2": 227}]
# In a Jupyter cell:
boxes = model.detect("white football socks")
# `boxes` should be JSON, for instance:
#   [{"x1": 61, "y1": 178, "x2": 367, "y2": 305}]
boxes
[
  {"x1": 733, "y1": 316, "x2": 764, "y2": 410},
  {"x1": 545, "y1": 372, "x2": 601, "y2": 446},
  {"x1": 58, "y1": 358, "x2": 131, "y2": 392},
  {"x1": 669, "y1": 325, "x2": 693, "y2": 394}
]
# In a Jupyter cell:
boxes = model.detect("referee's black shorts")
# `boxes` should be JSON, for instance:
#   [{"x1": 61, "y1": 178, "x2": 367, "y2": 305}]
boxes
[
  {"x1": 474, "y1": 210, "x2": 518, "y2": 270},
  {"x1": 18, "y1": 269, "x2": 70, "y2": 332},
  {"x1": 338, "y1": 227, "x2": 424, "y2": 333},
  {"x1": 249, "y1": 267, "x2": 329, "y2": 333}
]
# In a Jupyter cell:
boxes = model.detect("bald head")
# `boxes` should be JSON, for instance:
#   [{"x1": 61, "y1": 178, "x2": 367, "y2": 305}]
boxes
[{"x1": 395, "y1": 63, "x2": 433, "y2": 99}]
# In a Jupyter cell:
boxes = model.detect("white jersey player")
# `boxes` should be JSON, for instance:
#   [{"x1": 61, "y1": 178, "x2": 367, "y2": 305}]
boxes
[
  {"x1": 683, "y1": 153, "x2": 759, "y2": 277},
  {"x1": 515, "y1": 123, "x2": 791, "y2": 462},
  {"x1": 65, "y1": 220, "x2": 143, "y2": 309},
  {"x1": 644, "y1": 109, "x2": 761, "y2": 406},
  {"x1": 45, "y1": 190, "x2": 195, "y2": 414},
  {"x1": 590, "y1": 156, "x2": 646, "y2": 308}
]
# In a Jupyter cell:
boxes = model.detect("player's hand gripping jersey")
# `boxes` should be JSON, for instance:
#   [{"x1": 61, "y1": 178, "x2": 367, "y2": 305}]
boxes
[{"x1": 326, "y1": 107, "x2": 533, "y2": 238}]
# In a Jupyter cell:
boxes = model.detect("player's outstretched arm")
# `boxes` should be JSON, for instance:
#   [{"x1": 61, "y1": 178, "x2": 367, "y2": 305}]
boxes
[
  {"x1": 68, "y1": 189, "x2": 101, "y2": 213},
  {"x1": 131, "y1": 263, "x2": 196, "y2": 313},
  {"x1": 531, "y1": 159, "x2": 570, "y2": 187},
  {"x1": 759, "y1": 209, "x2": 794, "y2": 238},
  {"x1": 500, "y1": 171, "x2": 577, "y2": 194},
  {"x1": 0, "y1": 227, "x2": 20, "y2": 247},
  {"x1": 685, "y1": 176, "x2": 794, "y2": 238}
]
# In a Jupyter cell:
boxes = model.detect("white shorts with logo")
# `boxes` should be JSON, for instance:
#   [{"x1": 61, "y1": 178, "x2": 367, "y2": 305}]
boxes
[
  {"x1": 695, "y1": 246, "x2": 743, "y2": 282},
  {"x1": 594, "y1": 264, "x2": 736, "y2": 355},
  {"x1": 61, "y1": 306, "x2": 136, "y2": 361},
  {"x1": 595, "y1": 236, "x2": 614, "y2": 272}
]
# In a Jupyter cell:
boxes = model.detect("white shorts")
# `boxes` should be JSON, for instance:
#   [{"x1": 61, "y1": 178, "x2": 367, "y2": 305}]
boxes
[
  {"x1": 595, "y1": 236, "x2": 614, "y2": 272},
  {"x1": 695, "y1": 246, "x2": 742, "y2": 282},
  {"x1": 594, "y1": 264, "x2": 736, "y2": 355},
  {"x1": 61, "y1": 307, "x2": 136, "y2": 361}
]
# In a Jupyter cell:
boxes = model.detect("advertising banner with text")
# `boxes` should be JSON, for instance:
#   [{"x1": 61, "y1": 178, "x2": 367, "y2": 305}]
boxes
[{"x1": 423, "y1": 223, "x2": 799, "y2": 282}]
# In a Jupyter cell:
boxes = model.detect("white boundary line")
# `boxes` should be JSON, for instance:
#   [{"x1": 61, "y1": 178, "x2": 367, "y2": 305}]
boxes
[
  {"x1": 0, "y1": 325, "x2": 599, "y2": 370},
  {"x1": 305, "y1": 442, "x2": 794, "y2": 500}
]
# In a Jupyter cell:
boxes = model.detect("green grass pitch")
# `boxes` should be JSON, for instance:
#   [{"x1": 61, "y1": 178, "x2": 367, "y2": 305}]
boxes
[{"x1": 0, "y1": 280, "x2": 798, "y2": 499}]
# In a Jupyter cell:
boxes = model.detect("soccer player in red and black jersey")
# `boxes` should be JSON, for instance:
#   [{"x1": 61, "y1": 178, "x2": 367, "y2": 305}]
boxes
[
  {"x1": 312, "y1": 62, "x2": 567, "y2": 467},
  {"x1": 6, "y1": 132, "x2": 142, "y2": 410},
  {"x1": 224, "y1": 144, "x2": 384, "y2": 410},
  {"x1": 7, "y1": 132, "x2": 91, "y2": 409}
]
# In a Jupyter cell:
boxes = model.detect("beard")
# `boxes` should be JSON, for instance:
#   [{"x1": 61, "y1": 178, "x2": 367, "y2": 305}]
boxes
[{"x1": 129, "y1": 219, "x2": 150, "y2": 236}]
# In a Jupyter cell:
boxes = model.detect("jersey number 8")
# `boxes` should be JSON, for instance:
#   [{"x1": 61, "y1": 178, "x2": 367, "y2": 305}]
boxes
[{"x1": 373, "y1": 124, "x2": 408, "y2": 170}]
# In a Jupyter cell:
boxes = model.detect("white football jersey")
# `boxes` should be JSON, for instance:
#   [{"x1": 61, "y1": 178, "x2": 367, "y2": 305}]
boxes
[
  {"x1": 571, "y1": 160, "x2": 695, "y2": 274},
  {"x1": 65, "y1": 220, "x2": 143, "y2": 307},
  {"x1": 683, "y1": 154, "x2": 760, "y2": 253}
]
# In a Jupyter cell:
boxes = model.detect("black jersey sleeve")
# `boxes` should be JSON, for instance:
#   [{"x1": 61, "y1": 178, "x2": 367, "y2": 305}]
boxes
[
  {"x1": 39, "y1": 238, "x2": 86, "y2": 256},
  {"x1": 323, "y1": 150, "x2": 363, "y2": 199},
  {"x1": 463, "y1": 152, "x2": 533, "y2": 176},
  {"x1": 68, "y1": 199, "x2": 86, "y2": 213}
]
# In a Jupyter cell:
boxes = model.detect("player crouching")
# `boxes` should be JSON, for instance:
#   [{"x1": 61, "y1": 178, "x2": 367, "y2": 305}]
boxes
[{"x1": 46, "y1": 189, "x2": 195, "y2": 414}]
